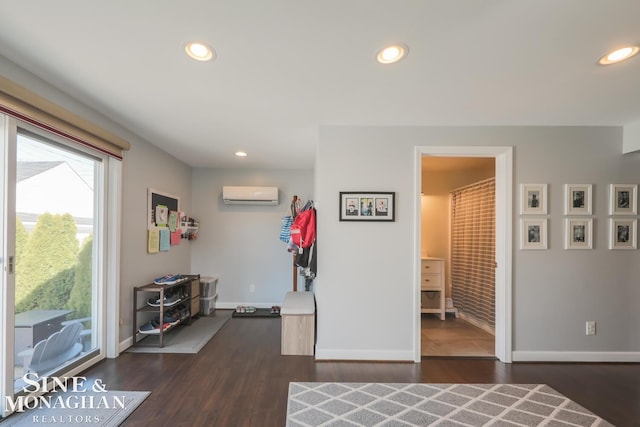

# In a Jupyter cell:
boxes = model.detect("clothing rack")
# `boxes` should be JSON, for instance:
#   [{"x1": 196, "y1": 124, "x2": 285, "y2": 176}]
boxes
[{"x1": 291, "y1": 196, "x2": 300, "y2": 291}]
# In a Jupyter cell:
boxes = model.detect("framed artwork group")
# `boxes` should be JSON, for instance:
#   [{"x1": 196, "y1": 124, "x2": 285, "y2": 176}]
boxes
[
  {"x1": 520, "y1": 183, "x2": 637, "y2": 250},
  {"x1": 339, "y1": 192, "x2": 395, "y2": 222}
]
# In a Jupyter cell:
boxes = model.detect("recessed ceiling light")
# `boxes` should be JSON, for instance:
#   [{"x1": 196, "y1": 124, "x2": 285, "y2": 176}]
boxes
[
  {"x1": 185, "y1": 42, "x2": 215, "y2": 61},
  {"x1": 235, "y1": 151, "x2": 248, "y2": 157},
  {"x1": 377, "y1": 44, "x2": 408, "y2": 64},
  {"x1": 598, "y1": 45, "x2": 639, "y2": 65}
]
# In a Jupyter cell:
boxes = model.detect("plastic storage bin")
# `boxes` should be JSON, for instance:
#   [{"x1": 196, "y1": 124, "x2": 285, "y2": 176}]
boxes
[
  {"x1": 200, "y1": 295, "x2": 217, "y2": 316},
  {"x1": 200, "y1": 276, "x2": 218, "y2": 298}
]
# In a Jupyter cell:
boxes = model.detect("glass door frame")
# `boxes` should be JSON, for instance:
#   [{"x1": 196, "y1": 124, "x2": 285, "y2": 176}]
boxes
[{"x1": 1, "y1": 116, "x2": 122, "y2": 416}]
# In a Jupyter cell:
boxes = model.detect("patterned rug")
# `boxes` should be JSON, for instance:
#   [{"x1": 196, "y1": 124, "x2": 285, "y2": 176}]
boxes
[{"x1": 286, "y1": 383, "x2": 613, "y2": 426}]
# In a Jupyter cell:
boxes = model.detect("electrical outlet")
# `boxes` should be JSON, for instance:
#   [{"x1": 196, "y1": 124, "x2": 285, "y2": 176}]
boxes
[
  {"x1": 586, "y1": 321, "x2": 596, "y2": 336},
  {"x1": 249, "y1": 283, "x2": 255, "y2": 293}
]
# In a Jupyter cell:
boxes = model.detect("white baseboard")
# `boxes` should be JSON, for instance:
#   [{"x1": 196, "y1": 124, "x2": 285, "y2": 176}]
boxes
[
  {"x1": 315, "y1": 347, "x2": 415, "y2": 362},
  {"x1": 512, "y1": 351, "x2": 640, "y2": 363},
  {"x1": 118, "y1": 336, "x2": 133, "y2": 355}
]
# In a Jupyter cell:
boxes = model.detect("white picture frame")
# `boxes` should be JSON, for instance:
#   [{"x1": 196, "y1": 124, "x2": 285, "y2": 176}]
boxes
[
  {"x1": 564, "y1": 218, "x2": 593, "y2": 250},
  {"x1": 564, "y1": 184, "x2": 592, "y2": 215},
  {"x1": 148, "y1": 188, "x2": 180, "y2": 229},
  {"x1": 520, "y1": 184, "x2": 547, "y2": 215},
  {"x1": 521, "y1": 218, "x2": 547, "y2": 250},
  {"x1": 609, "y1": 184, "x2": 637, "y2": 215},
  {"x1": 609, "y1": 218, "x2": 637, "y2": 250}
]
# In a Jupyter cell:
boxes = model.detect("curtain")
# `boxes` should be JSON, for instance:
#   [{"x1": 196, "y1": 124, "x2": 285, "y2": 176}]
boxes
[
  {"x1": 0, "y1": 76, "x2": 130, "y2": 159},
  {"x1": 450, "y1": 177, "x2": 495, "y2": 332}
]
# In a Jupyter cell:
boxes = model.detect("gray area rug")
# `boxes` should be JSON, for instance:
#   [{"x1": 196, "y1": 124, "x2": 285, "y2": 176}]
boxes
[
  {"x1": 127, "y1": 310, "x2": 231, "y2": 354},
  {"x1": 286, "y1": 383, "x2": 613, "y2": 426},
  {"x1": 1, "y1": 390, "x2": 149, "y2": 426}
]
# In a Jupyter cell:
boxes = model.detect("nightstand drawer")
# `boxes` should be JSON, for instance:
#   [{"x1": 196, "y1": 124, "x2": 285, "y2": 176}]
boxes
[
  {"x1": 421, "y1": 273, "x2": 442, "y2": 289},
  {"x1": 421, "y1": 260, "x2": 442, "y2": 274}
]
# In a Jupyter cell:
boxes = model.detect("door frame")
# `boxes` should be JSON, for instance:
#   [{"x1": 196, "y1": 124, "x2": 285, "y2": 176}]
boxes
[{"x1": 414, "y1": 146, "x2": 513, "y2": 362}]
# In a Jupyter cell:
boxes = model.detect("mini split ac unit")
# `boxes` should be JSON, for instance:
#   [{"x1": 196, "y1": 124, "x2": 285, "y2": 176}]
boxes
[{"x1": 222, "y1": 186, "x2": 279, "y2": 205}]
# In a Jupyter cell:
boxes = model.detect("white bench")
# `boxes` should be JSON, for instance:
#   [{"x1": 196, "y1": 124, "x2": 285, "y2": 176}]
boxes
[{"x1": 281, "y1": 291, "x2": 315, "y2": 356}]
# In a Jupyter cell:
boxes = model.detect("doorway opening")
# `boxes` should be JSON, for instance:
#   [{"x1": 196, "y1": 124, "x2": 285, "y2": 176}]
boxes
[
  {"x1": 421, "y1": 156, "x2": 495, "y2": 357},
  {"x1": 414, "y1": 146, "x2": 513, "y2": 363}
]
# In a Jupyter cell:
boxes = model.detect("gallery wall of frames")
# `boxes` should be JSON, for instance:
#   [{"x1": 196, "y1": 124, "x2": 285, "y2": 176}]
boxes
[{"x1": 519, "y1": 183, "x2": 637, "y2": 251}]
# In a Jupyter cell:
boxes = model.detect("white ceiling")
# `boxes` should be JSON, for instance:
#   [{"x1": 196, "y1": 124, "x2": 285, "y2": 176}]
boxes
[{"x1": 1, "y1": 1, "x2": 639, "y2": 169}]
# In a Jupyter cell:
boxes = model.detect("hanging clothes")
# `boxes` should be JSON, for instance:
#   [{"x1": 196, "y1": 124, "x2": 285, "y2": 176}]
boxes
[
  {"x1": 279, "y1": 215, "x2": 293, "y2": 243},
  {"x1": 293, "y1": 201, "x2": 317, "y2": 291},
  {"x1": 290, "y1": 207, "x2": 315, "y2": 249}
]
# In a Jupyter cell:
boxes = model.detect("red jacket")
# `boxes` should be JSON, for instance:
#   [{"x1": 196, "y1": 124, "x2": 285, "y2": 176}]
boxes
[{"x1": 290, "y1": 208, "x2": 316, "y2": 248}]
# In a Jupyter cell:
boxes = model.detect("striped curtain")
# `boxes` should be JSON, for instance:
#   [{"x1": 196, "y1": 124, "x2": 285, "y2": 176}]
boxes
[{"x1": 450, "y1": 178, "x2": 495, "y2": 332}]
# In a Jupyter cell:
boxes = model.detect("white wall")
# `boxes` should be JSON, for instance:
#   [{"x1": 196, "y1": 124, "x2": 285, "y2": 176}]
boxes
[
  {"x1": 119, "y1": 140, "x2": 192, "y2": 341},
  {"x1": 190, "y1": 168, "x2": 314, "y2": 307},
  {"x1": 623, "y1": 121, "x2": 640, "y2": 154},
  {"x1": 317, "y1": 126, "x2": 640, "y2": 361}
]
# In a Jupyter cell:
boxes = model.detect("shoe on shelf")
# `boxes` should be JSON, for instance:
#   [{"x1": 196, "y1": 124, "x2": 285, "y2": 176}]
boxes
[
  {"x1": 163, "y1": 310, "x2": 179, "y2": 324},
  {"x1": 138, "y1": 319, "x2": 161, "y2": 334},
  {"x1": 245, "y1": 306, "x2": 256, "y2": 313},
  {"x1": 153, "y1": 274, "x2": 184, "y2": 285},
  {"x1": 164, "y1": 294, "x2": 182, "y2": 306},
  {"x1": 147, "y1": 296, "x2": 163, "y2": 307},
  {"x1": 147, "y1": 292, "x2": 181, "y2": 307}
]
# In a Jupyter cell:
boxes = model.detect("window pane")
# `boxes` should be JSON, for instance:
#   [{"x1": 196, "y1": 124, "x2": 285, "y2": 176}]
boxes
[{"x1": 13, "y1": 131, "x2": 98, "y2": 390}]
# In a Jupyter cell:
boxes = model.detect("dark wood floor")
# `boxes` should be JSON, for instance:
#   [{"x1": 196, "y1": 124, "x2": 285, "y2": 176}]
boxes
[{"x1": 80, "y1": 310, "x2": 640, "y2": 426}]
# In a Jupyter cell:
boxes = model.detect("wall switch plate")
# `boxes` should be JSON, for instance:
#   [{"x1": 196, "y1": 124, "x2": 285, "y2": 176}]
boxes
[
  {"x1": 586, "y1": 321, "x2": 596, "y2": 335},
  {"x1": 249, "y1": 283, "x2": 255, "y2": 293}
]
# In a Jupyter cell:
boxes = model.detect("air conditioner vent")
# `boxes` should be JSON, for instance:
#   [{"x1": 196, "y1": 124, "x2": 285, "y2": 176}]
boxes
[{"x1": 222, "y1": 186, "x2": 279, "y2": 205}]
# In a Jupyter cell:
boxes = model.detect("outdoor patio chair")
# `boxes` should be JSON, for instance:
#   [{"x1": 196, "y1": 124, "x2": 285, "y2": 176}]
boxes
[{"x1": 20, "y1": 322, "x2": 84, "y2": 375}]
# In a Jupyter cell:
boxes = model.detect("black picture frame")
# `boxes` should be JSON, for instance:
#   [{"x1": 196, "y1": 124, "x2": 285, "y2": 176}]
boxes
[{"x1": 339, "y1": 192, "x2": 395, "y2": 222}]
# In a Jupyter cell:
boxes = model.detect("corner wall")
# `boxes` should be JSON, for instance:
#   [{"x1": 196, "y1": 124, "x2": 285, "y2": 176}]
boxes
[
  {"x1": 190, "y1": 168, "x2": 314, "y2": 307},
  {"x1": 316, "y1": 126, "x2": 640, "y2": 361}
]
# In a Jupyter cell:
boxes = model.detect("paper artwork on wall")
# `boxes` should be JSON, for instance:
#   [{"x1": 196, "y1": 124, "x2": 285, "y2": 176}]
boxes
[
  {"x1": 148, "y1": 229, "x2": 160, "y2": 254},
  {"x1": 159, "y1": 229, "x2": 170, "y2": 251}
]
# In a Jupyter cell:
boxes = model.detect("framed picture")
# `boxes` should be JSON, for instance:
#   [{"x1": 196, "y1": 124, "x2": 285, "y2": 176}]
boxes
[
  {"x1": 564, "y1": 184, "x2": 592, "y2": 215},
  {"x1": 339, "y1": 192, "x2": 395, "y2": 221},
  {"x1": 609, "y1": 184, "x2": 637, "y2": 215},
  {"x1": 520, "y1": 184, "x2": 547, "y2": 215},
  {"x1": 609, "y1": 218, "x2": 637, "y2": 250},
  {"x1": 564, "y1": 218, "x2": 593, "y2": 250},
  {"x1": 520, "y1": 218, "x2": 547, "y2": 250}
]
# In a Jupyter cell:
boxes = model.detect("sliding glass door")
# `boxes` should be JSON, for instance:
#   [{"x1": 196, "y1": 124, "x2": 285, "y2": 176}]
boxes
[
  {"x1": 13, "y1": 129, "x2": 102, "y2": 389},
  {"x1": 1, "y1": 115, "x2": 113, "y2": 415}
]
